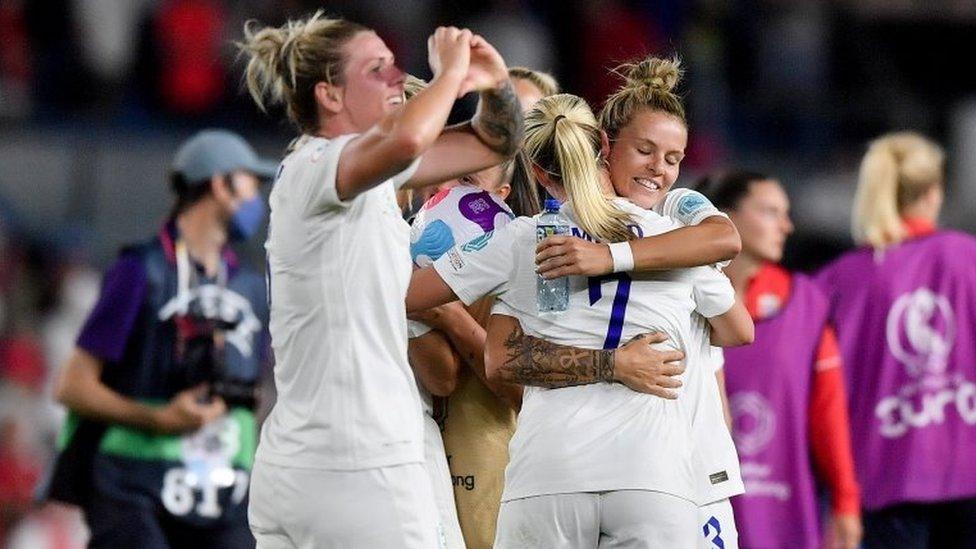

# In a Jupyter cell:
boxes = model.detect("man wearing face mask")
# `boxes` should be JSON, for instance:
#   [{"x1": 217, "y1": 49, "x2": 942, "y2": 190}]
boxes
[{"x1": 44, "y1": 129, "x2": 274, "y2": 549}]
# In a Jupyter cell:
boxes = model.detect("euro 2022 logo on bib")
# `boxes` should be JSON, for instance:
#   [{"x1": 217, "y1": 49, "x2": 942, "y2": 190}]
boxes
[
  {"x1": 730, "y1": 391, "x2": 776, "y2": 457},
  {"x1": 886, "y1": 287, "x2": 955, "y2": 380},
  {"x1": 874, "y1": 287, "x2": 975, "y2": 439}
]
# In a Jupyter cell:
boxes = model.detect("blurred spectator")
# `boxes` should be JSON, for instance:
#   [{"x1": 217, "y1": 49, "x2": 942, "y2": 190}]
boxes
[
  {"x1": 42, "y1": 260, "x2": 101, "y2": 433},
  {"x1": 0, "y1": 335, "x2": 49, "y2": 542},
  {"x1": 5, "y1": 504, "x2": 87, "y2": 549},
  {"x1": 577, "y1": 0, "x2": 664, "y2": 106},
  {"x1": 0, "y1": 219, "x2": 21, "y2": 331},
  {"x1": 0, "y1": 413, "x2": 41, "y2": 541},
  {"x1": 0, "y1": 0, "x2": 32, "y2": 119},
  {"x1": 25, "y1": 0, "x2": 98, "y2": 113},
  {"x1": 466, "y1": 0, "x2": 555, "y2": 75},
  {"x1": 73, "y1": 0, "x2": 155, "y2": 92},
  {"x1": 0, "y1": 336, "x2": 45, "y2": 393},
  {"x1": 154, "y1": 0, "x2": 228, "y2": 114}
]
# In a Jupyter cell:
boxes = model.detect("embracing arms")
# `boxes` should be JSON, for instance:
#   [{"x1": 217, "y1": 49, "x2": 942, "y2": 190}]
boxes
[
  {"x1": 536, "y1": 216, "x2": 740, "y2": 279},
  {"x1": 485, "y1": 314, "x2": 687, "y2": 399}
]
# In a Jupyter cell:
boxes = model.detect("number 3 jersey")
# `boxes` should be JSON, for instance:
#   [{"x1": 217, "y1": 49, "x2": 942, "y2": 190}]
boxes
[{"x1": 432, "y1": 199, "x2": 738, "y2": 504}]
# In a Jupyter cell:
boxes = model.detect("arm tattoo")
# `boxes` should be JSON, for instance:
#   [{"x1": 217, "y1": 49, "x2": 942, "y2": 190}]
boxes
[
  {"x1": 500, "y1": 323, "x2": 614, "y2": 388},
  {"x1": 472, "y1": 80, "x2": 524, "y2": 156}
]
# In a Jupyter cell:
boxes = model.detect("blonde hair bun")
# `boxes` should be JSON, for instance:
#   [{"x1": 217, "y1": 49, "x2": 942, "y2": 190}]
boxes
[
  {"x1": 599, "y1": 55, "x2": 686, "y2": 138},
  {"x1": 237, "y1": 10, "x2": 365, "y2": 133},
  {"x1": 619, "y1": 56, "x2": 682, "y2": 94}
]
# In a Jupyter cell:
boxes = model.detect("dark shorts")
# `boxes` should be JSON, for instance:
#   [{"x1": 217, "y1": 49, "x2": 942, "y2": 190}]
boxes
[
  {"x1": 864, "y1": 496, "x2": 976, "y2": 549},
  {"x1": 85, "y1": 494, "x2": 255, "y2": 549}
]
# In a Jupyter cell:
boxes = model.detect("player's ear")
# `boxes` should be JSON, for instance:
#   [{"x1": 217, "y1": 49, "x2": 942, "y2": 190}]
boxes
[
  {"x1": 315, "y1": 82, "x2": 344, "y2": 114},
  {"x1": 599, "y1": 130, "x2": 611, "y2": 161},
  {"x1": 530, "y1": 163, "x2": 551, "y2": 187},
  {"x1": 530, "y1": 164, "x2": 561, "y2": 200}
]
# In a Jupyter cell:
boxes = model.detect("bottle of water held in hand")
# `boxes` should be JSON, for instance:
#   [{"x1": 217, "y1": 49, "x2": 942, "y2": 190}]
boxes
[{"x1": 537, "y1": 199, "x2": 570, "y2": 312}]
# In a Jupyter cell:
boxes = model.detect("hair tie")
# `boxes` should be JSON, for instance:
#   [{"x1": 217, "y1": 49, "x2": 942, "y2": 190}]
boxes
[{"x1": 553, "y1": 114, "x2": 566, "y2": 124}]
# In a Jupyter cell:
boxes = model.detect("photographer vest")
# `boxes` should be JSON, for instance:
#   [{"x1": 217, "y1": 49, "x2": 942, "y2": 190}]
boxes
[{"x1": 45, "y1": 223, "x2": 268, "y2": 527}]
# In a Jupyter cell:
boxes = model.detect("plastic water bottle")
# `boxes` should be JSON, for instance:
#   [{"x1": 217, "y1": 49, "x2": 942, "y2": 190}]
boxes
[{"x1": 537, "y1": 199, "x2": 570, "y2": 312}]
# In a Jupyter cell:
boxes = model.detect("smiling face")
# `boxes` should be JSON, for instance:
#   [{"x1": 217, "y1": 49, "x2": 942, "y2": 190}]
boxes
[
  {"x1": 607, "y1": 108, "x2": 687, "y2": 209},
  {"x1": 729, "y1": 179, "x2": 794, "y2": 263},
  {"x1": 336, "y1": 31, "x2": 405, "y2": 132}
]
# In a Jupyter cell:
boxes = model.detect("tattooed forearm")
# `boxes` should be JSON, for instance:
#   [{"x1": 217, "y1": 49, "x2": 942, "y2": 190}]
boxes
[
  {"x1": 472, "y1": 79, "x2": 523, "y2": 156},
  {"x1": 499, "y1": 323, "x2": 614, "y2": 388}
]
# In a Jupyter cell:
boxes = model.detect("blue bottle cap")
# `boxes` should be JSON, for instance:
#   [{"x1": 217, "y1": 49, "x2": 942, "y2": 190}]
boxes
[{"x1": 544, "y1": 198, "x2": 561, "y2": 212}]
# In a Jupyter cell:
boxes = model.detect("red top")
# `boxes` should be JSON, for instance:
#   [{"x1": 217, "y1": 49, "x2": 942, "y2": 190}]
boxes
[
  {"x1": 744, "y1": 263, "x2": 861, "y2": 516},
  {"x1": 903, "y1": 217, "x2": 936, "y2": 239}
]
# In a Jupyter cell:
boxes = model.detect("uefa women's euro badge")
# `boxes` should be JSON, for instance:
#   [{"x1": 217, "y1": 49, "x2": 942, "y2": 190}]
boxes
[
  {"x1": 162, "y1": 416, "x2": 247, "y2": 519},
  {"x1": 181, "y1": 416, "x2": 241, "y2": 490}
]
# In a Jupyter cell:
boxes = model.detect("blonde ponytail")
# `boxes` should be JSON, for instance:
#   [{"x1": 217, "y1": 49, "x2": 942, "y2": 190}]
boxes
[
  {"x1": 600, "y1": 56, "x2": 686, "y2": 138},
  {"x1": 853, "y1": 132, "x2": 944, "y2": 249},
  {"x1": 523, "y1": 94, "x2": 635, "y2": 243},
  {"x1": 237, "y1": 11, "x2": 366, "y2": 134}
]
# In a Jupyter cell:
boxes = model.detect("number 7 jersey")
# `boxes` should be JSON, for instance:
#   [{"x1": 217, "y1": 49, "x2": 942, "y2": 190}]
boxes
[{"x1": 432, "y1": 199, "x2": 736, "y2": 504}]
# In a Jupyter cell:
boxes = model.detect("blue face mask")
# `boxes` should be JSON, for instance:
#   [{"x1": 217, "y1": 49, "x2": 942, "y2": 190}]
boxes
[{"x1": 229, "y1": 196, "x2": 266, "y2": 241}]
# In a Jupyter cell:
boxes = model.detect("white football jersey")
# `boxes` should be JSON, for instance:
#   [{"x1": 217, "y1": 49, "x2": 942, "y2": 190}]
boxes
[
  {"x1": 433, "y1": 199, "x2": 735, "y2": 503},
  {"x1": 688, "y1": 317, "x2": 745, "y2": 505},
  {"x1": 407, "y1": 319, "x2": 435, "y2": 416},
  {"x1": 655, "y1": 187, "x2": 744, "y2": 505},
  {"x1": 257, "y1": 134, "x2": 425, "y2": 471},
  {"x1": 654, "y1": 187, "x2": 732, "y2": 270}
]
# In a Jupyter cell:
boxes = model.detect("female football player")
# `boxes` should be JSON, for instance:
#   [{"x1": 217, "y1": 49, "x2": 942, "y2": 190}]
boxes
[
  {"x1": 238, "y1": 12, "x2": 522, "y2": 547},
  {"x1": 407, "y1": 92, "x2": 752, "y2": 547}
]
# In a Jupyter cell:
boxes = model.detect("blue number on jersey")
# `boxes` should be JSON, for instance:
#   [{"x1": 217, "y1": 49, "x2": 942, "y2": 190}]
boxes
[
  {"x1": 587, "y1": 273, "x2": 632, "y2": 349},
  {"x1": 703, "y1": 516, "x2": 725, "y2": 549}
]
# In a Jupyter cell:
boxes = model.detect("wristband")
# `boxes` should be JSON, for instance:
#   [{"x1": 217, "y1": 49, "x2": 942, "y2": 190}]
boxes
[{"x1": 609, "y1": 241, "x2": 635, "y2": 273}]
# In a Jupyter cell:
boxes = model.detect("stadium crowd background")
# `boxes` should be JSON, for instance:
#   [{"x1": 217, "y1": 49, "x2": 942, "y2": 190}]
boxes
[{"x1": 1, "y1": 0, "x2": 975, "y2": 546}]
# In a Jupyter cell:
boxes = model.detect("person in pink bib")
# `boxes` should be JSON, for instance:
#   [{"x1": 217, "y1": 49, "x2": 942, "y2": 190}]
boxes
[
  {"x1": 696, "y1": 170, "x2": 862, "y2": 549},
  {"x1": 816, "y1": 132, "x2": 976, "y2": 548}
]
